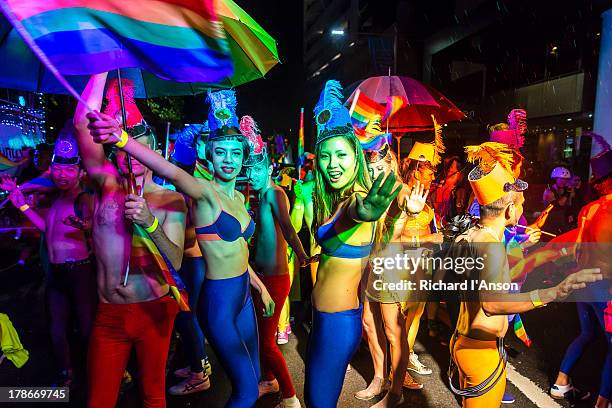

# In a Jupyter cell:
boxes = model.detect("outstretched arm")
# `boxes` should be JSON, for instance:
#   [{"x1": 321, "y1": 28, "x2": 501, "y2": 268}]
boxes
[
  {"x1": 269, "y1": 188, "x2": 308, "y2": 265},
  {"x1": 74, "y1": 73, "x2": 117, "y2": 186},
  {"x1": 87, "y1": 111, "x2": 208, "y2": 201},
  {"x1": 8, "y1": 189, "x2": 46, "y2": 232}
]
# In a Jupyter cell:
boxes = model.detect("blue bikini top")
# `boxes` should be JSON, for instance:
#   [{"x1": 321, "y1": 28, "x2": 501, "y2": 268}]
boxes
[
  {"x1": 316, "y1": 211, "x2": 375, "y2": 259},
  {"x1": 195, "y1": 210, "x2": 255, "y2": 242}
]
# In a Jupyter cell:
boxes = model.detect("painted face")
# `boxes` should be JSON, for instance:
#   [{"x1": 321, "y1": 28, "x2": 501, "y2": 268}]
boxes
[
  {"x1": 116, "y1": 136, "x2": 151, "y2": 177},
  {"x1": 50, "y1": 163, "x2": 81, "y2": 191},
  {"x1": 317, "y1": 136, "x2": 357, "y2": 190},
  {"x1": 196, "y1": 139, "x2": 207, "y2": 161},
  {"x1": 367, "y1": 160, "x2": 390, "y2": 181},
  {"x1": 211, "y1": 139, "x2": 244, "y2": 181},
  {"x1": 246, "y1": 161, "x2": 270, "y2": 192},
  {"x1": 414, "y1": 164, "x2": 435, "y2": 190}
]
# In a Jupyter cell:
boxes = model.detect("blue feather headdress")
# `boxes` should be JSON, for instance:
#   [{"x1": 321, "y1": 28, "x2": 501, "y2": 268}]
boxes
[
  {"x1": 207, "y1": 90, "x2": 242, "y2": 139},
  {"x1": 314, "y1": 80, "x2": 354, "y2": 145}
]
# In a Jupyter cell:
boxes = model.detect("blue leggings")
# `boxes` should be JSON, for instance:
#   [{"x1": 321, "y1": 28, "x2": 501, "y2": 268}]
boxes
[
  {"x1": 305, "y1": 305, "x2": 363, "y2": 408},
  {"x1": 174, "y1": 256, "x2": 208, "y2": 372},
  {"x1": 201, "y1": 272, "x2": 260, "y2": 408},
  {"x1": 560, "y1": 302, "x2": 612, "y2": 399}
]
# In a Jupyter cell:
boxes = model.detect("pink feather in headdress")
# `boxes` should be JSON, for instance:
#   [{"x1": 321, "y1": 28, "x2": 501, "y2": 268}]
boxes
[
  {"x1": 103, "y1": 78, "x2": 143, "y2": 128},
  {"x1": 240, "y1": 115, "x2": 265, "y2": 154},
  {"x1": 507, "y1": 108, "x2": 527, "y2": 147}
]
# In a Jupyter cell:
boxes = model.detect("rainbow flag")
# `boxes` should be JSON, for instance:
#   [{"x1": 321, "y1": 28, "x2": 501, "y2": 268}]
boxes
[
  {"x1": 383, "y1": 96, "x2": 407, "y2": 121},
  {"x1": 0, "y1": 0, "x2": 233, "y2": 82},
  {"x1": 358, "y1": 133, "x2": 392, "y2": 151},
  {"x1": 131, "y1": 224, "x2": 190, "y2": 311},
  {"x1": 511, "y1": 314, "x2": 532, "y2": 347},
  {"x1": 297, "y1": 108, "x2": 305, "y2": 169},
  {"x1": 349, "y1": 91, "x2": 385, "y2": 132},
  {"x1": 0, "y1": 153, "x2": 23, "y2": 172}
]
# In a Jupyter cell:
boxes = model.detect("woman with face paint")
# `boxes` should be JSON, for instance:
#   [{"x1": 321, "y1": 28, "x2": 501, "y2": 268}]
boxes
[
  {"x1": 303, "y1": 80, "x2": 400, "y2": 408},
  {"x1": 87, "y1": 89, "x2": 275, "y2": 408}
]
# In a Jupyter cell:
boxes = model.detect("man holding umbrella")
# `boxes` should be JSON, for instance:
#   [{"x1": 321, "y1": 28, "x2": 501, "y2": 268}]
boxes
[{"x1": 74, "y1": 73, "x2": 187, "y2": 408}]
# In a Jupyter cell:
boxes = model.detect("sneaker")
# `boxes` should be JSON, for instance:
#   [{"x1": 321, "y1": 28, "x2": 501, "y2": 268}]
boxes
[
  {"x1": 277, "y1": 330, "x2": 289, "y2": 345},
  {"x1": 174, "y1": 357, "x2": 212, "y2": 378},
  {"x1": 501, "y1": 392, "x2": 515, "y2": 404},
  {"x1": 407, "y1": 352, "x2": 432, "y2": 375},
  {"x1": 275, "y1": 395, "x2": 301, "y2": 407},
  {"x1": 354, "y1": 377, "x2": 388, "y2": 400},
  {"x1": 550, "y1": 383, "x2": 591, "y2": 401},
  {"x1": 168, "y1": 372, "x2": 210, "y2": 395},
  {"x1": 402, "y1": 372, "x2": 423, "y2": 390},
  {"x1": 259, "y1": 379, "x2": 280, "y2": 397}
]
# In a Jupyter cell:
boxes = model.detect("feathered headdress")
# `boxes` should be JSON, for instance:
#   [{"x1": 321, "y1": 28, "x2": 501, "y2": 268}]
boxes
[
  {"x1": 465, "y1": 142, "x2": 527, "y2": 205},
  {"x1": 104, "y1": 78, "x2": 144, "y2": 129},
  {"x1": 241, "y1": 115, "x2": 267, "y2": 167},
  {"x1": 314, "y1": 80, "x2": 354, "y2": 145},
  {"x1": 465, "y1": 142, "x2": 515, "y2": 174},
  {"x1": 170, "y1": 124, "x2": 207, "y2": 166},
  {"x1": 207, "y1": 89, "x2": 241, "y2": 139},
  {"x1": 406, "y1": 115, "x2": 445, "y2": 166},
  {"x1": 360, "y1": 115, "x2": 393, "y2": 162},
  {"x1": 508, "y1": 109, "x2": 527, "y2": 137}
]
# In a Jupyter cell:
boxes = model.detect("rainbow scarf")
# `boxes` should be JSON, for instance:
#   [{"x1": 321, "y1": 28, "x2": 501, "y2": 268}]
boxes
[
  {"x1": 131, "y1": 224, "x2": 189, "y2": 311},
  {"x1": 1, "y1": 0, "x2": 233, "y2": 82},
  {"x1": 350, "y1": 92, "x2": 385, "y2": 134}
]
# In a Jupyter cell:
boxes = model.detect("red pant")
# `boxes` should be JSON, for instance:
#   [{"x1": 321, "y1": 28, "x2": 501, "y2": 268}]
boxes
[
  {"x1": 256, "y1": 273, "x2": 296, "y2": 398},
  {"x1": 87, "y1": 295, "x2": 178, "y2": 408}
]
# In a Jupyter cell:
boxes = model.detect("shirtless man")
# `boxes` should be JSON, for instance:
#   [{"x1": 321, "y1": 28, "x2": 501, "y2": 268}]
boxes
[
  {"x1": 447, "y1": 146, "x2": 601, "y2": 408},
  {"x1": 242, "y1": 115, "x2": 307, "y2": 408},
  {"x1": 1, "y1": 137, "x2": 95, "y2": 387},
  {"x1": 74, "y1": 73, "x2": 187, "y2": 408}
]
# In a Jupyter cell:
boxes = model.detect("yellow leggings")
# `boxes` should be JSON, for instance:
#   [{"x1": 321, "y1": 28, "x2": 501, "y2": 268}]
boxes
[
  {"x1": 404, "y1": 302, "x2": 426, "y2": 351},
  {"x1": 451, "y1": 334, "x2": 506, "y2": 408},
  {"x1": 278, "y1": 251, "x2": 296, "y2": 332}
]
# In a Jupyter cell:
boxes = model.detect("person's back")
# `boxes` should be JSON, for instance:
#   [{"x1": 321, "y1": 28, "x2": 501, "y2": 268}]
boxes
[{"x1": 254, "y1": 185, "x2": 290, "y2": 275}]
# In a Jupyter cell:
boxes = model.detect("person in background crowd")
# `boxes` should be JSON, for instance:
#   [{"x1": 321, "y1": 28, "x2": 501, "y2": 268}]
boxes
[
  {"x1": 0, "y1": 127, "x2": 95, "y2": 388},
  {"x1": 75, "y1": 73, "x2": 187, "y2": 408},
  {"x1": 243, "y1": 115, "x2": 309, "y2": 408},
  {"x1": 543, "y1": 166, "x2": 574, "y2": 236}
]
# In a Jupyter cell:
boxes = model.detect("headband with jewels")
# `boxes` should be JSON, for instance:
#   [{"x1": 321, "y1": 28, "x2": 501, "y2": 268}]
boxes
[
  {"x1": 465, "y1": 142, "x2": 528, "y2": 205},
  {"x1": 360, "y1": 116, "x2": 393, "y2": 163},
  {"x1": 240, "y1": 116, "x2": 267, "y2": 167},
  {"x1": 52, "y1": 121, "x2": 80, "y2": 165},
  {"x1": 407, "y1": 115, "x2": 445, "y2": 166},
  {"x1": 207, "y1": 89, "x2": 243, "y2": 140},
  {"x1": 314, "y1": 80, "x2": 355, "y2": 145}
]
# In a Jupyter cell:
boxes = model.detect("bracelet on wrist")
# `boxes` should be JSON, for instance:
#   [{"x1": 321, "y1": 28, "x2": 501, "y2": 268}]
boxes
[
  {"x1": 115, "y1": 130, "x2": 129, "y2": 148},
  {"x1": 18, "y1": 204, "x2": 30, "y2": 212},
  {"x1": 530, "y1": 290, "x2": 546, "y2": 308},
  {"x1": 144, "y1": 216, "x2": 159, "y2": 233}
]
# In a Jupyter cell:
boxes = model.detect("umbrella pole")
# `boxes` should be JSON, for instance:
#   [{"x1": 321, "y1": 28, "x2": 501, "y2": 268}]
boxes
[
  {"x1": 116, "y1": 68, "x2": 136, "y2": 286},
  {"x1": 165, "y1": 122, "x2": 171, "y2": 160},
  {"x1": 395, "y1": 135, "x2": 402, "y2": 163}
]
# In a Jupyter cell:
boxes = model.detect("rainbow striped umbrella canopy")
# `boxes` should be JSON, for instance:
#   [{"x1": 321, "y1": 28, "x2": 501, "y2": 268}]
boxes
[{"x1": 0, "y1": 0, "x2": 279, "y2": 96}]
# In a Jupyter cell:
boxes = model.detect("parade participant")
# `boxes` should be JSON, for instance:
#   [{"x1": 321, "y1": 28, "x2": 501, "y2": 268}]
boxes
[
  {"x1": 550, "y1": 143, "x2": 612, "y2": 408},
  {"x1": 304, "y1": 80, "x2": 400, "y2": 408},
  {"x1": 74, "y1": 73, "x2": 187, "y2": 408},
  {"x1": 242, "y1": 115, "x2": 308, "y2": 408},
  {"x1": 446, "y1": 142, "x2": 601, "y2": 408},
  {"x1": 543, "y1": 166, "x2": 574, "y2": 236},
  {"x1": 432, "y1": 156, "x2": 468, "y2": 225},
  {"x1": 86, "y1": 87, "x2": 275, "y2": 408},
  {"x1": 357, "y1": 117, "x2": 429, "y2": 402},
  {"x1": 0, "y1": 125, "x2": 96, "y2": 387},
  {"x1": 399, "y1": 119, "x2": 446, "y2": 382},
  {"x1": 166, "y1": 124, "x2": 213, "y2": 396}
]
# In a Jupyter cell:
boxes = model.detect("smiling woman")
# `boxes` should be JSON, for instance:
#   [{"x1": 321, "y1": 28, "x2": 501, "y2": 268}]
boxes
[{"x1": 305, "y1": 80, "x2": 400, "y2": 408}]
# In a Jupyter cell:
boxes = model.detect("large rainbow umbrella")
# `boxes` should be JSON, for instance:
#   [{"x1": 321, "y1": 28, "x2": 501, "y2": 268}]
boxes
[{"x1": 0, "y1": 0, "x2": 280, "y2": 96}]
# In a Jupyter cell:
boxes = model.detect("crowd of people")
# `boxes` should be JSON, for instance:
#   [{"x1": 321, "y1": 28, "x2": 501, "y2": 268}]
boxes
[{"x1": 0, "y1": 74, "x2": 609, "y2": 408}]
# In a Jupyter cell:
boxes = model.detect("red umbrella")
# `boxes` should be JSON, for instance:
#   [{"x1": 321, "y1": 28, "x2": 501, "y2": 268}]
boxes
[{"x1": 346, "y1": 76, "x2": 465, "y2": 132}]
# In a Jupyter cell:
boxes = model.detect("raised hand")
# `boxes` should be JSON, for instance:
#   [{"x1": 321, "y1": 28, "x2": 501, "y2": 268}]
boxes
[
  {"x1": 0, "y1": 175, "x2": 18, "y2": 192},
  {"x1": 555, "y1": 268, "x2": 602, "y2": 301},
  {"x1": 403, "y1": 180, "x2": 429, "y2": 215},
  {"x1": 124, "y1": 194, "x2": 155, "y2": 227},
  {"x1": 86, "y1": 111, "x2": 123, "y2": 145},
  {"x1": 8, "y1": 189, "x2": 27, "y2": 208},
  {"x1": 355, "y1": 172, "x2": 401, "y2": 222}
]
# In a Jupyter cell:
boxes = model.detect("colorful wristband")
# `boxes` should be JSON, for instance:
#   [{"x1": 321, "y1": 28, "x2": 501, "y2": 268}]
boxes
[
  {"x1": 18, "y1": 204, "x2": 30, "y2": 212},
  {"x1": 530, "y1": 290, "x2": 545, "y2": 308},
  {"x1": 144, "y1": 216, "x2": 159, "y2": 233},
  {"x1": 115, "y1": 130, "x2": 129, "y2": 148}
]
